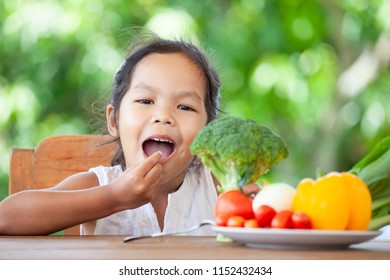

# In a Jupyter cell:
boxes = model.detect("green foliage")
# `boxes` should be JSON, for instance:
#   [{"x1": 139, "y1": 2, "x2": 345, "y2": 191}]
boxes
[
  {"x1": 1, "y1": 0, "x2": 390, "y2": 200},
  {"x1": 350, "y1": 137, "x2": 390, "y2": 230},
  {"x1": 190, "y1": 116, "x2": 288, "y2": 192}
]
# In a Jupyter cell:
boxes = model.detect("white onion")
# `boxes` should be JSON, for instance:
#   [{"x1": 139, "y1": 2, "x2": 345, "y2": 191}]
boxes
[{"x1": 252, "y1": 183, "x2": 296, "y2": 212}]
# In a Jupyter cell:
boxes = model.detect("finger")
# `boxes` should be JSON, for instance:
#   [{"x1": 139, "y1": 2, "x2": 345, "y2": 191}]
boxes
[
  {"x1": 143, "y1": 161, "x2": 162, "y2": 185},
  {"x1": 134, "y1": 151, "x2": 162, "y2": 176}
]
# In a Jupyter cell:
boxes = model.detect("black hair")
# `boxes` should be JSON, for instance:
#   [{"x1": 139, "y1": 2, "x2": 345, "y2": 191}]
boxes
[{"x1": 109, "y1": 33, "x2": 221, "y2": 167}]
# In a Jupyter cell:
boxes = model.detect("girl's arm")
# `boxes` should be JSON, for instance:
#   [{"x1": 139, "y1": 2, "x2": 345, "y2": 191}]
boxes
[
  {"x1": 0, "y1": 173, "x2": 114, "y2": 235},
  {"x1": 0, "y1": 152, "x2": 162, "y2": 235}
]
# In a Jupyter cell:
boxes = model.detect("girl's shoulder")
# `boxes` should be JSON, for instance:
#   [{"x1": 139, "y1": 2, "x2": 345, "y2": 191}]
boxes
[
  {"x1": 191, "y1": 164, "x2": 219, "y2": 193},
  {"x1": 185, "y1": 164, "x2": 218, "y2": 194}
]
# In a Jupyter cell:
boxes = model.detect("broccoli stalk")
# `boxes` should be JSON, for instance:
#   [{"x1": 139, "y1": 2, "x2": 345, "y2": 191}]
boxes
[
  {"x1": 202, "y1": 157, "x2": 256, "y2": 192},
  {"x1": 190, "y1": 116, "x2": 289, "y2": 193}
]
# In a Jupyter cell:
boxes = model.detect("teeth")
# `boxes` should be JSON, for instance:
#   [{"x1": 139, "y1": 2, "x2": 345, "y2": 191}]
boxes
[{"x1": 151, "y1": 138, "x2": 173, "y2": 144}]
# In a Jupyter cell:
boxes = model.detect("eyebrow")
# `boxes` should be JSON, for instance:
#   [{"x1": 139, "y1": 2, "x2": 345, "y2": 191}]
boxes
[
  {"x1": 134, "y1": 82, "x2": 203, "y2": 102},
  {"x1": 133, "y1": 82, "x2": 156, "y2": 92},
  {"x1": 178, "y1": 91, "x2": 203, "y2": 102}
]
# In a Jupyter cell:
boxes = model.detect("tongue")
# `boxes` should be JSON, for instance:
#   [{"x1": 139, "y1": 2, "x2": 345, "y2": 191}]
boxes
[{"x1": 143, "y1": 140, "x2": 173, "y2": 161}]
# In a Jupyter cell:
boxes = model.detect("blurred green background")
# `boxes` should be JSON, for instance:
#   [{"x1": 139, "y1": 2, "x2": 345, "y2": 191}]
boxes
[{"x1": 1, "y1": 0, "x2": 389, "y2": 200}]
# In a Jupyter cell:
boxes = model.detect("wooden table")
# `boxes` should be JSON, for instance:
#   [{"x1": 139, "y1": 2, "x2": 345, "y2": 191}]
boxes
[{"x1": 1, "y1": 236, "x2": 390, "y2": 260}]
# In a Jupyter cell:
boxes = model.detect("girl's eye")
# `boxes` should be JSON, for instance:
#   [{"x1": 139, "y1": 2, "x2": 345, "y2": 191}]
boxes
[
  {"x1": 178, "y1": 104, "x2": 195, "y2": 111},
  {"x1": 137, "y1": 99, "x2": 153, "y2": 105}
]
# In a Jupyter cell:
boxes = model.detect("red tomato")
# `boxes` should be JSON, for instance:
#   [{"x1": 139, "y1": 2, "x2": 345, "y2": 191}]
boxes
[
  {"x1": 244, "y1": 219, "x2": 259, "y2": 228},
  {"x1": 215, "y1": 213, "x2": 230, "y2": 226},
  {"x1": 215, "y1": 190, "x2": 255, "y2": 223},
  {"x1": 291, "y1": 212, "x2": 312, "y2": 229},
  {"x1": 227, "y1": 216, "x2": 245, "y2": 227},
  {"x1": 271, "y1": 210, "x2": 293, "y2": 229},
  {"x1": 254, "y1": 205, "x2": 276, "y2": 227}
]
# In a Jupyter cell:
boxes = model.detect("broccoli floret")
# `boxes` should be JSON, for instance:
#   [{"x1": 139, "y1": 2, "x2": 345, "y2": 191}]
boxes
[{"x1": 190, "y1": 116, "x2": 289, "y2": 193}]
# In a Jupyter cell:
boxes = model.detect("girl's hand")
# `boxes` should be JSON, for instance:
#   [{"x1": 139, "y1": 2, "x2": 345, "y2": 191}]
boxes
[
  {"x1": 108, "y1": 151, "x2": 163, "y2": 210},
  {"x1": 242, "y1": 182, "x2": 262, "y2": 199}
]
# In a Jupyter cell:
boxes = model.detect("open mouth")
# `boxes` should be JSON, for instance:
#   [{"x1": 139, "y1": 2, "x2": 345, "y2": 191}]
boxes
[{"x1": 142, "y1": 137, "x2": 175, "y2": 162}]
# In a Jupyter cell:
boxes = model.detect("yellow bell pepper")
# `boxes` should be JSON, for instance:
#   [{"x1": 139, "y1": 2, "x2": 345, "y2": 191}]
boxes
[{"x1": 293, "y1": 172, "x2": 372, "y2": 230}]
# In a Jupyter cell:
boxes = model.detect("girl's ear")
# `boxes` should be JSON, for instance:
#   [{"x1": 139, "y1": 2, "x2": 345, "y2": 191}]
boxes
[{"x1": 106, "y1": 104, "x2": 119, "y2": 137}]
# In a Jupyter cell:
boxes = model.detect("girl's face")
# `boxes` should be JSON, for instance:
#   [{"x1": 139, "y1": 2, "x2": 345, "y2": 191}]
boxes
[{"x1": 107, "y1": 53, "x2": 208, "y2": 190}]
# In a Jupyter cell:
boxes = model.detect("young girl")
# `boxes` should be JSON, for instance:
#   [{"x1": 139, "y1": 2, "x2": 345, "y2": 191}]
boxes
[{"x1": 0, "y1": 34, "x2": 226, "y2": 236}]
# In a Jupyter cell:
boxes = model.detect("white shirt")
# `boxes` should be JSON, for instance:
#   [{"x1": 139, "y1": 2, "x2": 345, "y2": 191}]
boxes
[{"x1": 81, "y1": 164, "x2": 217, "y2": 236}]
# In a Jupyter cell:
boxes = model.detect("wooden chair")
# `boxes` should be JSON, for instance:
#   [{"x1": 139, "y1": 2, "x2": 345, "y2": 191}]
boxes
[{"x1": 9, "y1": 135, "x2": 117, "y2": 235}]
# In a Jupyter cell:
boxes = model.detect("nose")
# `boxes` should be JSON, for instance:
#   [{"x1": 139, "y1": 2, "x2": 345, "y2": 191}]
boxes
[{"x1": 152, "y1": 108, "x2": 174, "y2": 125}]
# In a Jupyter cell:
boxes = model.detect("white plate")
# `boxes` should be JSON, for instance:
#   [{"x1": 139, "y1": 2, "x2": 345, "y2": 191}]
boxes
[{"x1": 213, "y1": 226, "x2": 381, "y2": 249}]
